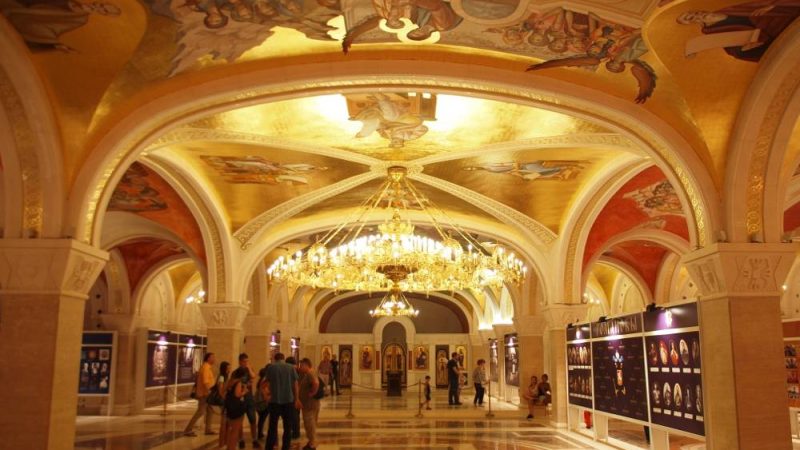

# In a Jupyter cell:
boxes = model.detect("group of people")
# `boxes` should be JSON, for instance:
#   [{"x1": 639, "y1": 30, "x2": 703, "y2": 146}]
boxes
[
  {"x1": 183, "y1": 352, "x2": 323, "y2": 450},
  {"x1": 522, "y1": 374, "x2": 552, "y2": 419}
]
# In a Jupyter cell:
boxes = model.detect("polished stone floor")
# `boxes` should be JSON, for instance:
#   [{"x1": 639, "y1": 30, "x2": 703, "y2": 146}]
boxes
[
  {"x1": 74, "y1": 391, "x2": 597, "y2": 450},
  {"x1": 73, "y1": 390, "x2": 800, "y2": 449}
]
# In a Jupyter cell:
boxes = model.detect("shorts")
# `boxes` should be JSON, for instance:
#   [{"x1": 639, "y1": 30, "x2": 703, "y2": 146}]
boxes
[{"x1": 425, "y1": 394, "x2": 431, "y2": 401}]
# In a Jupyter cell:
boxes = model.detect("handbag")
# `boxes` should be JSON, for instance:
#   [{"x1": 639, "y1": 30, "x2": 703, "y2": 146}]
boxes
[{"x1": 207, "y1": 386, "x2": 224, "y2": 406}]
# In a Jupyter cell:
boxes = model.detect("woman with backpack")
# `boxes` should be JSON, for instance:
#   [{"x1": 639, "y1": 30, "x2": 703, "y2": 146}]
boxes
[
  {"x1": 224, "y1": 368, "x2": 249, "y2": 450},
  {"x1": 255, "y1": 364, "x2": 271, "y2": 440}
]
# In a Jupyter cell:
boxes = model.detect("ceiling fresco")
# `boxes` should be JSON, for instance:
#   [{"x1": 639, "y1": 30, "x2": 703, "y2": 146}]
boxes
[
  {"x1": 188, "y1": 93, "x2": 609, "y2": 161},
  {"x1": 2, "y1": 0, "x2": 800, "y2": 190},
  {"x1": 583, "y1": 165, "x2": 689, "y2": 268},
  {"x1": 154, "y1": 141, "x2": 370, "y2": 230},
  {"x1": 602, "y1": 240, "x2": 671, "y2": 295},
  {"x1": 424, "y1": 146, "x2": 628, "y2": 232},
  {"x1": 115, "y1": 238, "x2": 186, "y2": 293},
  {"x1": 107, "y1": 162, "x2": 207, "y2": 260}
]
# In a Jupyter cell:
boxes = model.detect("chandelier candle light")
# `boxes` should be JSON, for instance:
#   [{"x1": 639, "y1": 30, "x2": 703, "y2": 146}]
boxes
[{"x1": 267, "y1": 166, "x2": 527, "y2": 315}]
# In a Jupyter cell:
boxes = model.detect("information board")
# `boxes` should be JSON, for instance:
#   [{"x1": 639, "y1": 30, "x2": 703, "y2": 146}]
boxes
[
  {"x1": 78, "y1": 332, "x2": 114, "y2": 395},
  {"x1": 644, "y1": 303, "x2": 705, "y2": 437},
  {"x1": 591, "y1": 334, "x2": 649, "y2": 421},
  {"x1": 566, "y1": 324, "x2": 592, "y2": 408}
]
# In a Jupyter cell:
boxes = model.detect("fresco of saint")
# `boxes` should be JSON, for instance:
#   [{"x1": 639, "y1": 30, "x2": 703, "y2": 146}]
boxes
[
  {"x1": 201, "y1": 155, "x2": 327, "y2": 184},
  {"x1": 463, "y1": 160, "x2": 586, "y2": 181},
  {"x1": 677, "y1": 1, "x2": 800, "y2": 62},
  {"x1": 623, "y1": 180, "x2": 683, "y2": 218}
]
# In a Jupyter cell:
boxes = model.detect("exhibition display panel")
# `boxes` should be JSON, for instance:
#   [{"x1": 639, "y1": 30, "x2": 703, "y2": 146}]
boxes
[
  {"x1": 566, "y1": 301, "x2": 706, "y2": 443},
  {"x1": 145, "y1": 330, "x2": 207, "y2": 388},
  {"x1": 566, "y1": 324, "x2": 592, "y2": 409},
  {"x1": 644, "y1": 303, "x2": 704, "y2": 437},
  {"x1": 591, "y1": 313, "x2": 648, "y2": 422},
  {"x1": 79, "y1": 332, "x2": 116, "y2": 396}
]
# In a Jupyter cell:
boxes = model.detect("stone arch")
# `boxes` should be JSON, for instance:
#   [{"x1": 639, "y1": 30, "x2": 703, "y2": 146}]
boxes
[
  {"x1": 0, "y1": 20, "x2": 64, "y2": 238},
  {"x1": 67, "y1": 59, "x2": 718, "y2": 269},
  {"x1": 131, "y1": 254, "x2": 197, "y2": 317},
  {"x1": 596, "y1": 257, "x2": 653, "y2": 313},
  {"x1": 725, "y1": 20, "x2": 800, "y2": 243},
  {"x1": 559, "y1": 159, "x2": 653, "y2": 302}
]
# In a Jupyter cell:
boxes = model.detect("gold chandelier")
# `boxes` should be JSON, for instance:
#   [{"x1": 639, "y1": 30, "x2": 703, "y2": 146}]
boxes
[
  {"x1": 266, "y1": 166, "x2": 527, "y2": 295},
  {"x1": 369, "y1": 286, "x2": 420, "y2": 318}
]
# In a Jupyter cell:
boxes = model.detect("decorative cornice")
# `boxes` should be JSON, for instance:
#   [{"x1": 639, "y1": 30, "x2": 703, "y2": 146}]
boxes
[
  {"x1": 234, "y1": 172, "x2": 379, "y2": 249},
  {"x1": 200, "y1": 302, "x2": 249, "y2": 329},
  {"x1": 682, "y1": 243, "x2": 798, "y2": 299},
  {"x1": 411, "y1": 173, "x2": 557, "y2": 246},
  {"x1": 0, "y1": 239, "x2": 108, "y2": 297}
]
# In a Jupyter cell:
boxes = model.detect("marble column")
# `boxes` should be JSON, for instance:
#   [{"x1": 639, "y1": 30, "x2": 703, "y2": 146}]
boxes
[
  {"x1": 683, "y1": 243, "x2": 795, "y2": 450},
  {"x1": 200, "y1": 303, "x2": 249, "y2": 368},
  {"x1": 101, "y1": 314, "x2": 137, "y2": 415},
  {"x1": 0, "y1": 239, "x2": 107, "y2": 450},
  {"x1": 543, "y1": 304, "x2": 587, "y2": 428},
  {"x1": 244, "y1": 315, "x2": 274, "y2": 369}
]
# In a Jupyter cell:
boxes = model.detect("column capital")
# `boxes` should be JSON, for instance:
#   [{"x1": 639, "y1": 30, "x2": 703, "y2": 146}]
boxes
[
  {"x1": 681, "y1": 242, "x2": 797, "y2": 300},
  {"x1": 513, "y1": 315, "x2": 546, "y2": 337},
  {"x1": 200, "y1": 302, "x2": 249, "y2": 330},
  {"x1": 0, "y1": 238, "x2": 108, "y2": 297},
  {"x1": 543, "y1": 304, "x2": 587, "y2": 330}
]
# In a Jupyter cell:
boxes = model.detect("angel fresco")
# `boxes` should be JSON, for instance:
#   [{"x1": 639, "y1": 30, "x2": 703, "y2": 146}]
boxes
[
  {"x1": 108, "y1": 163, "x2": 168, "y2": 212},
  {"x1": 0, "y1": 0, "x2": 121, "y2": 52},
  {"x1": 347, "y1": 93, "x2": 432, "y2": 148},
  {"x1": 676, "y1": 1, "x2": 800, "y2": 62},
  {"x1": 623, "y1": 180, "x2": 684, "y2": 218},
  {"x1": 200, "y1": 155, "x2": 328, "y2": 184},
  {"x1": 341, "y1": 0, "x2": 463, "y2": 53},
  {"x1": 522, "y1": 9, "x2": 656, "y2": 104},
  {"x1": 145, "y1": 0, "x2": 341, "y2": 75},
  {"x1": 463, "y1": 160, "x2": 586, "y2": 181}
]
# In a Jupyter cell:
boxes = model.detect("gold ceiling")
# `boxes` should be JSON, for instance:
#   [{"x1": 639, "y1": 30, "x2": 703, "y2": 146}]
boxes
[
  {"x1": 3, "y1": 0, "x2": 788, "y2": 192},
  {"x1": 189, "y1": 94, "x2": 609, "y2": 161}
]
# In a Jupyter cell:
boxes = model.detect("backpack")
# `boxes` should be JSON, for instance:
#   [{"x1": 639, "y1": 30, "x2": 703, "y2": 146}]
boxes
[
  {"x1": 313, "y1": 376, "x2": 326, "y2": 400},
  {"x1": 224, "y1": 383, "x2": 247, "y2": 420}
]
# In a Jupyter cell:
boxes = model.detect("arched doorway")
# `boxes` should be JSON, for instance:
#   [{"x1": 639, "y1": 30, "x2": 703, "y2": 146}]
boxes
[{"x1": 381, "y1": 322, "x2": 407, "y2": 387}]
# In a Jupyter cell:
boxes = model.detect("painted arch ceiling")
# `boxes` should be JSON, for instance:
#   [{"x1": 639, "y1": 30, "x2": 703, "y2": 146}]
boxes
[{"x1": 5, "y1": 0, "x2": 800, "y2": 293}]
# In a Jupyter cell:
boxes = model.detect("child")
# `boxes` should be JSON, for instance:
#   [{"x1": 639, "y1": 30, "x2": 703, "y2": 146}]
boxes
[{"x1": 422, "y1": 375, "x2": 432, "y2": 410}]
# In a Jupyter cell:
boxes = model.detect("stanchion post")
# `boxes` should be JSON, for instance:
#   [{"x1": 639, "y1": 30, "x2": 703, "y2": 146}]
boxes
[
  {"x1": 162, "y1": 385, "x2": 169, "y2": 417},
  {"x1": 346, "y1": 384, "x2": 355, "y2": 419},
  {"x1": 485, "y1": 381, "x2": 494, "y2": 418}
]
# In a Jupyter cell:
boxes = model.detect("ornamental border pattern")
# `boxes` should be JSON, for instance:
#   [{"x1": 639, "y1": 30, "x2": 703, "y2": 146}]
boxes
[
  {"x1": 745, "y1": 60, "x2": 800, "y2": 236},
  {"x1": 0, "y1": 66, "x2": 42, "y2": 236},
  {"x1": 143, "y1": 157, "x2": 228, "y2": 302}
]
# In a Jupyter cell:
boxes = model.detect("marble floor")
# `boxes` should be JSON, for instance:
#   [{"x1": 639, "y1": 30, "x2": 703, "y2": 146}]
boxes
[
  {"x1": 74, "y1": 391, "x2": 598, "y2": 450},
  {"x1": 73, "y1": 390, "x2": 800, "y2": 450}
]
